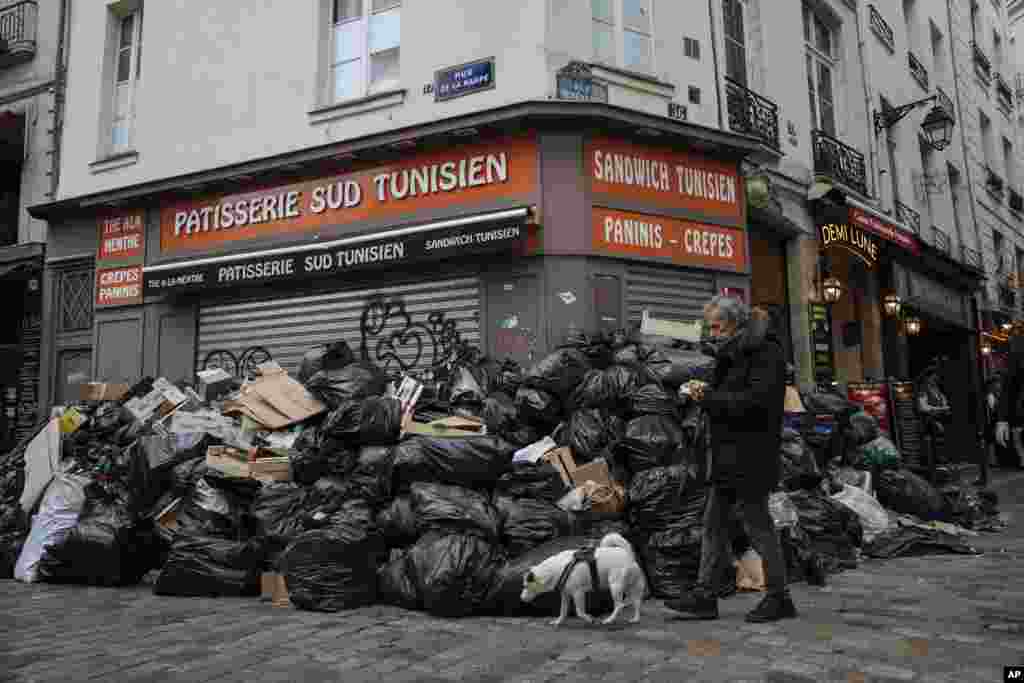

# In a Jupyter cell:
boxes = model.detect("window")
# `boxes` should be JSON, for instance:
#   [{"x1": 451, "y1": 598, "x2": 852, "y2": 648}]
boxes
[
  {"x1": 111, "y1": 8, "x2": 143, "y2": 153},
  {"x1": 980, "y1": 110, "x2": 994, "y2": 166},
  {"x1": 1004, "y1": 137, "x2": 1015, "y2": 189},
  {"x1": 58, "y1": 269, "x2": 93, "y2": 333},
  {"x1": 723, "y1": 0, "x2": 747, "y2": 85},
  {"x1": 684, "y1": 37, "x2": 701, "y2": 60},
  {"x1": 688, "y1": 86, "x2": 701, "y2": 104},
  {"x1": 804, "y1": 4, "x2": 836, "y2": 136},
  {"x1": 331, "y1": 0, "x2": 401, "y2": 103},
  {"x1": 592, "y1": 0, "x2": 653, "y2": 73},
  {"x1": 994, "y1": 230, "x2": 1005, "y2": 272}
]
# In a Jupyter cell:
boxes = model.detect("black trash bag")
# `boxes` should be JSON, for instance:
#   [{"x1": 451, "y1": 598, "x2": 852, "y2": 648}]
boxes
[
  {"x1": 515, "y1": 387, "x2": 562, "y2": 430},
  {"x1": 862, "y1": 525, "x2": 980, "y2": 559},
  {"x1": 0, "y1": 533, "x2": 25, "y2": 580},
  {"x1": 876, "y1": 469, "x2": 946, "y2": 521},
  {"x1": 280, "y1": 500, "x2": 385, "y2": 612},
  {"x1": 522, "y1": 349, "x2": 592, "y2": 400},
  {"x1": 346, "y1": 446, "x2": 396, "y2": 506},
  {"x1": 450, "y1": 366, "x2": 487, "y2": 407},
  {"x1": 616, "y1": 415, "x2": 686, "y2": 475},
  {"x1": 847, "y1": 412, "x2": 880, "y2": 446},
  {"x1": 780, "y1": 431, "x2": 821, "y2": 491},
  {"x1": 482, "y1": 392, "x2": 519, "y2": 435},
  {"x1": 39, "y1": 498, "x2": 154, "y2": 586},
  {"x1": 377, "y1": 549, "x2": 421, "y2": 609},
  {"x1": 626, "y1": 384, "x2": 679, "y2": 419},
  {"x1": 321, "y1": 397, "x2": 403, "y2": 447},
  {"x1": 298, "y1": 341, "x2": 356, "y2": 384},
  {"x1": 571, "y1": 370, "x2": 613, "y2": 411},
  {"x1": 785, "y1": 490, "x2": 861, "y2": 573},
  {"x1": 376, "y1": 496, "x2": 418, "y2": 545},
  {"x1": 289, "y1": 446, "x2": 359, "y2": 487},
  {"x1": 494, "y1": 496, "x2": 570, "y2": 557},
  {"x1": 558, "y1": 331, "x2": 614, "y2": 370},
  {"x1": 646, "y1": 348, "x2": 716, "y2": 389},
  {"x1": 251, "y1": 484, "x2": 309, "y2": 562},
  {"x1": 640, "y1": 521, "x2": 704, "y2": 599},
  {"x1": 779, "y1": 524, "x2": 827, "y2": 587},
  {"x1": 293, "y1": 424, "x2": 321, "y2": 456},
  {"x1": 154, "y1": 536, "x2": 264, "y2": 597},
  {"x1": 410, "y1": 482, "x2": 501, "y2": 540},
  {"x1": 169, "y1": 473, "x2": 259, "y2": 542},
  {"x1": 406, "y1": 532, "x2": 506, "y2": 617},
  {"x1": 487, "y1": 525, "x2": 631, "y2": 616},
  {"x1": 800, "y1": 391, "x2": 853, "y2": 417},
  {"x1": 392, "y1": 436, "x2": 514, "y2": 491},
  {"x1": 494, "y1": 462, "x2": 569, "y2": 503},
  {"x1": 627, "y1": 465, "x2": 696, "y2": 531},
  {"x1": 305, "y1": 363, "x2": 389, "y2": 410},
  {"x1": 941, "y1": 486, "x2": 1001, "y2": 530},
  {"x1": 495, "y1": 361, "x2": 525, "y2": 396},
  {"x1": 604, "y1": 365, "x2": 643, "y2": 406},
  {"x1": 612, "y1": 344, "x2": 650, "y2": 366},
  {"x1": 556, "y1": 409, "x2": 613, "y2": 464}
]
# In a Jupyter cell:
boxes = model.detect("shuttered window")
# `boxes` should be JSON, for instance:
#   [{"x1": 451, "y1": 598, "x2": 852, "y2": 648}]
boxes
[{"x1": 626, "y1": 264, "x2": 716, "y2": 326}]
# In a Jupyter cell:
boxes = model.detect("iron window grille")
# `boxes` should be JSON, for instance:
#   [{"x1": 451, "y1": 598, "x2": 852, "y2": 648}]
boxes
[
  {"x1": 725, "y1": 77, "x2": 780, "y2": 149},
  {"x1": 58, "y1": 269, "x2": 93, "y2": 333},
  {"x1": 811, "y1": 130, "x2": 868, "y2": 196}
]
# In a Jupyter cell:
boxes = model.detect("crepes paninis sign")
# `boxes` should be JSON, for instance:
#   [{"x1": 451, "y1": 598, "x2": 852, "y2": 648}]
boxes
[
  {"x1": 95, "y1": 212, "x2": 146, "y2": 307},
  {"x1": 159, "y1": 136, "x2": 538, "y2": 253},
  {"x1": 144, "y1": 220, "x2": 525, "y2": 296}
]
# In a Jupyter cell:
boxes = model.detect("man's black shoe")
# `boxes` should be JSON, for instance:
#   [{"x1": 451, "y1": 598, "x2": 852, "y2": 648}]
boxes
[
  {"x1": 745, "y1": 592, "x2": 797, "y2": 623},
  {"x1": 665, "y1": 591, "x2": 719, "y2": 620}
]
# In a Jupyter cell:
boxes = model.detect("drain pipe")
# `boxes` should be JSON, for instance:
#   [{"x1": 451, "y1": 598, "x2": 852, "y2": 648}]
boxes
[
  {"x1": 49, "y1": 0, "x2": 71, "y2": 200},
  {"x1": 707, "y1": 0, "x2": 724, "y2": 129},
  {"x1": 855, "y1": 4, "x2": 879, "y2": 200}
]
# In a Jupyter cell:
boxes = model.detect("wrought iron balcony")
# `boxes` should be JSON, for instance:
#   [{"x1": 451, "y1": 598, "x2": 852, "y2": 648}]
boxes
[
  {"x1": 962, "y1": 245, "x2": 983, "y2": 270},
  {"x1": 1010, "y1": 188, "x2": 1024, "y2": 214},
  {"x1": 996, "y1": 73, "x2": 1014, "y2": 112},
  {"x1": 812, "y1": 130, "x2": 867, "y2": 196},
  {"x1": 869, "y1": 5, "x2": 895, "y2": 54},
  {"x1": 0, "y1": 1, "x2": 37, "y2": 69},
  {"x1": 725, "y1": 77, "x2": 780, "y2": 150},
  {"x1": 986, "y1": 167, "x2": 1005, "y2": 200},
  {"x1": 930, "y1": 226, "x2": 951, "y2": 256},
  {"x1": 908, "y1": 52, "x2": 929, "y2": 91},
  {"x1": 973, "y1": 42, "x2": 993, "y2": 83},
  {"x1": 895, "y1": 201, "x2": 921, "y2": 235}
]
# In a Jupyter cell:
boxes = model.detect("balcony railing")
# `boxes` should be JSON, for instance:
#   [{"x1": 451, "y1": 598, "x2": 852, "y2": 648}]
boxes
[
  {"x1": 0, "y1": 1, "x2": 37, "y2": 69},
  {"x1": 895, "y1": 201, "x2": 921, "y2": 235},
  {"x1": 997, "y1": 73, "x2": 1014, "y2": 112},
  {"x1": 908, "y1": 52, "x2": 929, "y2": 91},
  {"x1": 986, "y1": 167, "x2": 1005, "y2": 200},
  {"x1": 812, "y1": 130, "x2": 868, "y2": 196},
  {"x1": 869, "y1": 5, "x2": 895, "y2": 53},
  {"x1": 725, "y1": 77, "x2": 780, "y2": 150},
  {"x1": 936, "y1": 86, "x2": 955, "y2": 122},
  {"x1": 999, "y1": 283, "x2": 1017, "y2": 310},
  {"x1": 974, "y1": 42, "x2": 993, "y2": 83},
  {"x1": 962, "y1": 245, "x2": 983, "y2": 270},
  {"x1": 1010, "y1": 188, "x2": 1024, "y2": 214},
  {"x1": 930, "y1": 226, "x2": 951, "y2": 255}
]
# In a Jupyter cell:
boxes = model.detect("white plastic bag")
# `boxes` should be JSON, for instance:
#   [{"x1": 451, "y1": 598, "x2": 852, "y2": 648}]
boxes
[
  {"x1": 769, "y1": 492, "x2": 799, "y2": 529},
  {"x1": 14, "y1": 473, "x2": 90, "y2": 583},
  {"x1": 20, "y1": 419, "x2": 62, "y2": 514},
  {"x1": 830, "y1": 483, "x2": 891, "y2": 542}
]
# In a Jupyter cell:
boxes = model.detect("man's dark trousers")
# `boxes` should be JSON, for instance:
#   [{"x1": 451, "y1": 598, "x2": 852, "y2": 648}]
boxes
[{"x1": 696, "y1": 485, "x2": 787, "y2": 594}]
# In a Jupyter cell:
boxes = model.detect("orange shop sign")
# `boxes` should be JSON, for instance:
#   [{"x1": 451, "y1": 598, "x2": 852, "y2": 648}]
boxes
[
  {"x1": 159, "y1": 136, "x2": 538, "y2": 253},
  {"x1": 95, "y1": 265, "x2": 143, "y2": 307},
  {"x1": 592, "y1": 207, "x2": 748, "y2": 272},
  {"x1": 587, "y1": 136, "x2": 744, "y2": 224},
  {"x1": 97, "y1": 212, "x2": 144, "y2": 262}
]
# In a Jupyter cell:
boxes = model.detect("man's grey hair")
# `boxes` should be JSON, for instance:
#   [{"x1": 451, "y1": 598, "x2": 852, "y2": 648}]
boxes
[{"x1": 704, "y1": 295, "x2": 750, "y2": 328}]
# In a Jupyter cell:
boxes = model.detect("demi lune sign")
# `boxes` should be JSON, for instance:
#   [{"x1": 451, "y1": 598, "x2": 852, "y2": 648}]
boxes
[{"x1": 819, "y1": 222, "x2": 879, "y2": 268}]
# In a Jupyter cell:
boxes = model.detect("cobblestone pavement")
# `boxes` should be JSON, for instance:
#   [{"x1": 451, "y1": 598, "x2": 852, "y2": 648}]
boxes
[{"x1": 2, "y1": 471, "x2": 1023, "y2": 683}]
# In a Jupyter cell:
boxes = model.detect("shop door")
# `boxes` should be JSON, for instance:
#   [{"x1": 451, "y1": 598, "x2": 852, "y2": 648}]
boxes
[
  {"x1": 196, "y1": 276, "x2": 481, "y2": 378},
  {"x1": 749, "y1": 235, "x2": 792, "y2": 362},
  {"x1": 487, "y1": 276, "x2": 539, "y2": 368},
  {"x1": 626, "y1": 264, "x2": 716, "y2": 326}
]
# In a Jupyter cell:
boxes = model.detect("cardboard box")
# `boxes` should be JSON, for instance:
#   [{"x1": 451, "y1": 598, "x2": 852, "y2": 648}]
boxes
[
  {"x1": 155, "y1": 498, "x2": 182, "y2": 532},
  {"x1": 78, "y1": 382, "x2": 130, "y2": 402},
  {"x1": 261, "y1": 572, "x2": 291, "y2": 607},
  {"x1": 543, "y1": 449, "x2": 622, "y2": 512},
  {"x1": 224, "y1": 369, "x2": 325, "y2": 429},
  {"x1": 404, "y1": 416, "x2": 488, "y2": 438},
  {"x1": 206, "y1": 445, "x2": 291, "y2": 481},
  {"x1": 542, "y1": 447, "x2": 578, "y2": 487}
]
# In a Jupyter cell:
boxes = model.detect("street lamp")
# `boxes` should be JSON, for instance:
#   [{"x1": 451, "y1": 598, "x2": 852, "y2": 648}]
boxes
[
  {"x1": 904, "y1": 316, "x2": 923, "y2": 336},
  {"x1": 981, "y1": 340, "x2": 993, "y2": 355},
  {"x1": 822, "y1": 277, "x2": 843, "y2": 304},
  {"x1": 874, "y1": 95, "x2": 956, "y2": 152},
  {"x1": 883, "y1": 293, "x2": 902, "y2": 317}
]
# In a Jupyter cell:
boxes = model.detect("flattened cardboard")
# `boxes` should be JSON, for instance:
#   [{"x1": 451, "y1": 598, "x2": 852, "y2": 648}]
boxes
[
  {"x1": 542, "y1": 447, "x2": 577, "y2": 487},
  {"x1": 225, "y1": 372, "x2": 325, "y2": 429},
  {"x1": 570, "y1": 458, "x2": 614, "y2": 489}
]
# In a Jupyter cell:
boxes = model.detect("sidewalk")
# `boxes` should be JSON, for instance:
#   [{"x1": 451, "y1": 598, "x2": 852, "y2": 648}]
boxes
[{"x1": 1, "y1": 471, "x2": 1022, "y2": 683}]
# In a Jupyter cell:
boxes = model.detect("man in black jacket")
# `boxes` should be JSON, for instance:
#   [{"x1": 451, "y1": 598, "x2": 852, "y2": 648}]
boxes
[
  {"x1": 995, "y1": 334, "x2": 1024, "y2": 469},
  {"x1": 666, "y1": 296, "x2": 795, "y2": 623}
]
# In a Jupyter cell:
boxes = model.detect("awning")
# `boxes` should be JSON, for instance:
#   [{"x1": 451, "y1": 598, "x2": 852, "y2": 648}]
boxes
[{"x1": 143, "y1": 207, "x2": 530, "y2": 298}]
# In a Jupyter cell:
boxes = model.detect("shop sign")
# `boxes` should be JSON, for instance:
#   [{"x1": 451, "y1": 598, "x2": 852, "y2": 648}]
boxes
[
  {"x1": 848, "y1": 207, "x2": 920, "y2": 255},
  {"x1": 818, "y1": 222, "x2": 879, "y2": 268},
  {"x1": 889, "y1": 381, "x2": 921, "y2": 460},
  {"x1": 97, "y1": 213, "x2": 144, "y2": 262},
  {"x1": 808, "y1": 303, "x2": 834, "y2": 383},
  {"x1": 587, "y1": 137, "x2": 744, "y2": 224},
  {"x1": 144, "y1": 219, "x2": 526, "y2": 297},
  {"x1": 159, "y1": 136, "x2": 538, "y2": 253},
  {"x1": 847, "y1": 381, "x2": 892, "y2": 435},
  {"x1": 434, "y1": 57, "x2": 495, "y2": 102},
  {"x1": 591, "y1": 207, "x2": 748, "y2": 272},
  {"x1": 96, "y1": 265, "x2": 143, "y2": 307}
]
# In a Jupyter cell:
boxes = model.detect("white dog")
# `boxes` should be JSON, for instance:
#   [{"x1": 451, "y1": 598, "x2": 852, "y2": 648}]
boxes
[{"x1": 519, "y1": 533, "x2": 647, "y2": 627}]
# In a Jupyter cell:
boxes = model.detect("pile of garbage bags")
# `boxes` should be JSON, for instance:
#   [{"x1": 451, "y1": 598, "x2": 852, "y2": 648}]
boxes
[{"x1": 0, "y1": 330, "x2": 1006, "y2": 619}]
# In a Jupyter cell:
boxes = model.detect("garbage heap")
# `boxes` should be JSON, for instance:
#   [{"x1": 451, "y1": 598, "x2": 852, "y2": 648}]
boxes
[{"x1": 0, "y1": 331, "x2": 1003, "y2": 617}]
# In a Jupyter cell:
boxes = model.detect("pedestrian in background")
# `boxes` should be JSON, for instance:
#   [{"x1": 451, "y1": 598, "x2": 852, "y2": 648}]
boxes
[
  {"x1": 980, "y1": 376, "x2": 1002, "y2": 486},
  {"x1": 666, "y1": 296, "x2": 795, "y2": 623},
  {"x1": 996, "y1": 332, "x2": 1024, "y2": 469}
]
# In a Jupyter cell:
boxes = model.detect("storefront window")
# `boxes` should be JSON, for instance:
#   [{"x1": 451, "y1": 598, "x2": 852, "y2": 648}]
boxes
[{"x1": 58, "y1": 269, "x2": 94, "y2": 333}]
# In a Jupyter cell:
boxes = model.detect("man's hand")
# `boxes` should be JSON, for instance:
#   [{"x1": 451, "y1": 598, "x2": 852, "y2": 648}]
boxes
[
  {"x1": 683, "y1": 380, "x2": 707, "y2": 403},
  {"x1": 996, "y1": 421, "x2": 1010, "y2": 447}
]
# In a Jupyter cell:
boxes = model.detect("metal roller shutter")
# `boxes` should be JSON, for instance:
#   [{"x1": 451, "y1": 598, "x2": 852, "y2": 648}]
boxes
[
  {"x1": 196, "y1": 276, "x2": 481, "y2": 377},
  {"x1": 626, "y1": 264, "x2": 716, "y2": 325}
]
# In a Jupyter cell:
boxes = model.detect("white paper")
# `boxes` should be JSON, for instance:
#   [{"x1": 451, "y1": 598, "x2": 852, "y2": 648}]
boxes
[
  {"x1": 20, "y1": 420, "x2": 62, "y2": 514},
  {"x1": 512, "y1": 436, "x2": 558, "y2": 464}
]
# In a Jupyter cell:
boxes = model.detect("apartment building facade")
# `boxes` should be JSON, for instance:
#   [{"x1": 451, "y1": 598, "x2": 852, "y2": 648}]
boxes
[{"x1": 0, "y1": 0, "x2": 67, "y2": 450}]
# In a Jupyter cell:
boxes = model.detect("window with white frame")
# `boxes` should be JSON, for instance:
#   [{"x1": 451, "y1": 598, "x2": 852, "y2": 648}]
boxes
[
  {"x1": 331, "y1": 0, "x2": 401, "y2": 103},
  {"x1": 592, "y1": 0, "x2": 653, "y2": 74},
  {"x1": 723, "y1": 0, "x2": 747, "y2": 86},
  {"x1": 111, "y1": 8, "x2": 142, "y2": 153},
  {"x1": 804, "y1": 3, "x2": 836, "y2": 136}
]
